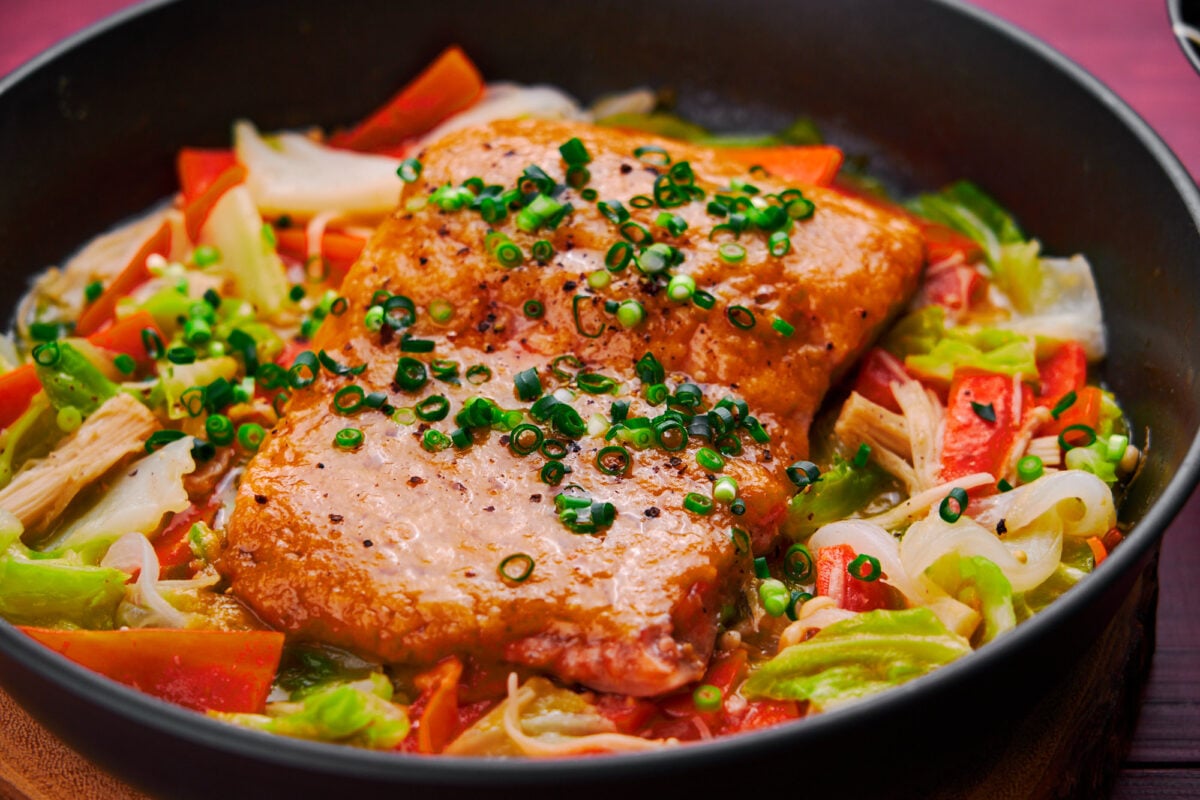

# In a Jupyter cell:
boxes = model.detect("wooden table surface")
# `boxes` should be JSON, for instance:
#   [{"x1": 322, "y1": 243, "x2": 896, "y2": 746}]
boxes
[{"x1": 1, "y1": 1, "x2": 1198, "y2": 798}]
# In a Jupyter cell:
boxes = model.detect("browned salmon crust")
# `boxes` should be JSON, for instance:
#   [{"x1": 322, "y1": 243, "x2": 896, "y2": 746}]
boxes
[{"x1": 219, "y1": 119, "x2": 922, "y2": 696}]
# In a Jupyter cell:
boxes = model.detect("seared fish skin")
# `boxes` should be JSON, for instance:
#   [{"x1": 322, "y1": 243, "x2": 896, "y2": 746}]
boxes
[{"x1": 220, "y1": 119, "x2": 922, "y2": 696}]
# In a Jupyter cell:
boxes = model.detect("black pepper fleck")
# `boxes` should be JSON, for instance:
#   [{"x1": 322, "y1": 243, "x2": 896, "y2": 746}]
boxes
[
  {"x1": 329, "y1": 514, "x2": 343, "y2": 524},
  {"x1": 644, "y1": 507, "x2": 661, "y2": 518},
  {"x1": 254, "y1": 494, "x2": 268, "y2": 505}
]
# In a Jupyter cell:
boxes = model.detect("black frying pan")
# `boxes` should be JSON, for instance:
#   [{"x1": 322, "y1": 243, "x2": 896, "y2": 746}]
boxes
[{"x1": 1, "y1": 1, "x2": 1198, "y2": 798}]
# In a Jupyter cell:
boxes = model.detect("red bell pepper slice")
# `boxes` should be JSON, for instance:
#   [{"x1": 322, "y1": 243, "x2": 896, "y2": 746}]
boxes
[
  {"x1": 75, "y1": 221, "x2": 173, "y2": 337},
  {"x1": 940, "y1": 371, "x2": 1032, "y2": 482},
  {"x1": 0, "y1": 365, "x2": 42, "y2": 431},
  {"x1": 726, "y1": 700, "x2": 801, "y2": 733},
  {"x1": 331, "y1": 46, "x2": 484, "y2": 153},
  {"x1": 20, "y1": 627, "x2": 284, "y2": 713},
  {"x1": 922, "y1": 261, "x2": 986, "y2": 316},
  {"x1": 154, "y1": 493, "x2": 222, "y2": 571},
  {"x1": 1035, "y1": 341, "x2": 1087, "y2": 409},
  {"x1": 851, "y1": 348, "x2": 909, "y2": 414},
  {"x1": 85, "y1": 309, "x2": 166, "y2": 366},
  {"x1": 178, "y1": 148, "x2": 238, "y2": 203},
  {"x1": 815, "y1": 544, "x2": 895, "y2": 613},
  {"x1": 725, "y1": 145, "x2": 843, "y2": 187}
]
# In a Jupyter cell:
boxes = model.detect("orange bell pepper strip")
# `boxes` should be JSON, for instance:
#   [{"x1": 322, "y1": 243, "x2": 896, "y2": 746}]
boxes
[
  {"x1": 0, "y1": 365, "x2": 42, "y2": 431},
  {"x1": 275, "y1": 228, "x2": 366, "y2": 271},
  {"x1": 20, "y1": 627, "x2": 284, "y2": 713},
  {"x1": 1086, "y1": 536, "x2": 1108, "y2": 566},
  {"x1": 940, "y1": 371, "x2": 1032, "y2": 482},
  {"x1": 724, "y1": 144, "x2": 843, "y2": 187},
  {"x1": 1035, "y1": 341, "x2": 1088, "y2": 408},
  {"x1": 85, "y1": 309, "x2": 165, "y2": 365},
  {"x1": 154, "y1": 493, "x2": 222, "y2": 571},
  {"x1": 1042, "y1": 385, "x2": 1101, "y2": 438},
  {"x1": 75, "y1": 221, "x2": 173, "y2": 337},
  {"x1": 412, "y1": 655, "x2": 463, "y2": 754},
  {"x1": 330, "y1": 46, "x2": 484, "y2": 153}
]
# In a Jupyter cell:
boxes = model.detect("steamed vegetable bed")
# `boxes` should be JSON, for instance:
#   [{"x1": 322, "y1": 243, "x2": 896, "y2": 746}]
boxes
[{"x1": 0, "y1": 47, "x2": 1138, "y2": 756}]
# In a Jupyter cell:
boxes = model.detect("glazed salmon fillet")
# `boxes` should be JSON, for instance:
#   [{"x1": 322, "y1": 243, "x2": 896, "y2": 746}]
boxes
[{"x1": 220, "y1": 119, "x2": 922, "y2": 695}]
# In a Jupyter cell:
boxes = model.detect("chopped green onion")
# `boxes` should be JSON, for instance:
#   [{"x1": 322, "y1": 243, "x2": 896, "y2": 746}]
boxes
[
  {"x1": 334, "y1": 427, "x2": 364, "y2": 450},
  {"x1": 852, "y1": 443, "x2": 872, "y2": 469},
  {"x1": 619, "y1": 221, "x2": 651, "y2": 245},
  {"x1": 540, "y1": 438, "x2": 569, "y2": 460},
  {"x1": 540, "y1": 461, "x2": 568, "y2": 485},
  {"x1": 498, "y1": 553, "x2": 535, "y2": 583},
  {"x1": 577, "y1": 372, "x2": 618, "y2": 394},
  {"x1": 730, "y1": 497, "x2": 746, "y2": 516},
  {"x1": 394, "y1": 357, "x2": 428, "y2": 391},
  {"x1": 633, "y1": 145, "x2": 671, "y2": 165},
  {"x1": 572, "y1": 295, "x2": 605, "y2": 338},
  {"x1": 1017, "y1": 454, "x2": 1044, "y2": 483},
  {"x1": 971, "y1": 401, "x2": 997, "y2": 423},
  {"x1": 144, "y1": 429, "x2": 187, "y2": 453},
  {"x1": 598, "y1": 200, "x2": 630, "y2": 225},
  {"x1": 596, "y1": 445, "x2": 631, "y2": 476},
  {"x1": 730, "y1": 527, "x2": 751, "y2": 555},
  {"x1": 772, "y1": 317, "x2": 795, "y2": 337},
  {"x1": 236, "y1": 422, "x2": 265, "y2": 451},
  {"x1": 753, "y1": 556, "x2": 770, "y2": 579},
  {"x1": 667, "y1": 274, "x2": 696, "y2": 302},
  {"x1": 696, "y1": 447, "x2": 725, "y2": 472},
  {"x1": 465, "y1": 364, "x2": 492, "y2": 385},
  {"x1": 193, "y1": 245, "x2": 221, "y2": 267},
  {"x1": 1051, "y1": 391, "x2": 1077, "y2": 419},
  {"x1": 54, "y1": 406, "x2": 82, "y2": 433},
  {"x1": 1106, "y1": 434, "x2": 1130, "y2": 462},
  {"x1": 84, "y1": 280, "x2": 104, "y2": 303},
  {"x1": 692, "y1": 290, "x2": 716, "y2": 310},
  {"x1": 204, "y1": 413, "x2": 235, "y2": 446},
  {"x1": 166, "y1": 346, "x2": 196, "y2": 365},
  {"x1": 759, "y1": 578, "x2": 789, "y2": 617},
  {"x1": 848, "y1": 554, "x2": 882, "y2": 582},
  {"x1": 939, "y1": 487, "x2": 969, "y2": 523},
  {"x1": 718, "y1": 242, "x2": 746, "y2": 263},
  {"x1": 397, "y1": 158, "x2": 422, "y2": 183},
  {"x1": 616, "y1": 299, "x2": 645, "y2": 329},
  {"x1": 509, "y1": 424, "x2": 544, "y2": 456},
  {"x1": 587, "y1": 269, "x2": 611, "y2": 290},
  {"x1": 713, "y1": 476, "x2": 738, "y2": 504},
  {"x1": 768, "y1": 231, "x2": 791, "y2": 257},
  {"x1": 693, "y1": 684, "x2": 723, "y2": 712},
  {"x1": 645, "y1": 382, "x2": 669, "y2": 406},
  {"x1": 493, "y1": 240, "x2": 524, "y2": 268},
  {"x1": 514, "y1": 368, "x2": 543, "y2": 401},
  {"x1": 141, "y1": 328, "x2": 165, "y2": 360},
  {"x1": 997, "y1": 478, "x2": 1014, "y2": 492},
  {"x1": 683, "y1": 492, "x2": 713, "y2": 515},
  {"x1": 558, "y1": 137, "x2": 591, "y2": 165},
  {"x1": 783, "y1": 543, "x2": 815, "y2": 582},
  {"x1": 1058, "y1": 424, "x2": 1096, "y2": 450},
  {"x1": 531, "y1": 240, "x2": 555, "y2": 264},
  {"x1": 430, "y1": 359, "x2": 460, "y2": 382},
  {"x1": 580, "y1": 188, "x2": 598, "y2": 202},
  {"x1": 428, "y1": 299, "x2": 454, "y2": 324},
  {"x1": 726, "y1": 305, "x2": 756, "y2": 330},
  {"x1": 636, "y1": 243, "x2": 675, "y2": 274},
  {"x1": 422, "y1": 429, "x2": 451, "y2": 452},
  {"x1": 653, "y1": 418, "x2": 688, "y2": 451},
  {"x1": 786, "y1": 460, "x2": 821, "y2": 489},
  {"x1": 183, "y1": 318, "x2": 212, "y2": 346},
  {"x1": 522, "y1": 299, "x2": 545, "y2": 319}
]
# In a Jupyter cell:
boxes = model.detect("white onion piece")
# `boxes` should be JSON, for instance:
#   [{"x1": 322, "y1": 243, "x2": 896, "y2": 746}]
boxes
[
  {"x1": 101, "y1": 532, "x2": 191, "y2": 629},
  {"x1": 972, "y1": 469, "x2": 1115, "y2": 539},
  {"x1": 866, "y1": 472, "x2": 994, "y2": 532},
  {"x1": 900, "y1": 515, "x2": 1061, "y2": 594},
  {"x1": 809, "y1": 520, "x2": 919, "y2": 602}
]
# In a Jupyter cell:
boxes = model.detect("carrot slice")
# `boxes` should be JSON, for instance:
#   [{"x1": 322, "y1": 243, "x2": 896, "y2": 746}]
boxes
[
  {"x1": 413, "y1": 656, "x2": 463, "y2": 754},
  {"x1": 74, "y1": 221, "x2": 172, "y2": 337},
  {"x1": 331, "y1": 46, "x2": 484, "y2": 153},
  {"x1": 275, "y1": 228, "x2": 366, "y2": 266},
  {"x1": 1086, "y1": 536, "x2": 1108, "y2": 566},
  {"x1": 725, "y1": 144, "x2": 843, "y2": 186}
]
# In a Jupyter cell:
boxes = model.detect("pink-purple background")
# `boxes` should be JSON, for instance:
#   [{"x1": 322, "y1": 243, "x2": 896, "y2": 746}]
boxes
[{"x1": 1, "y1": 1, "x2": 1198, "y2": 795}]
